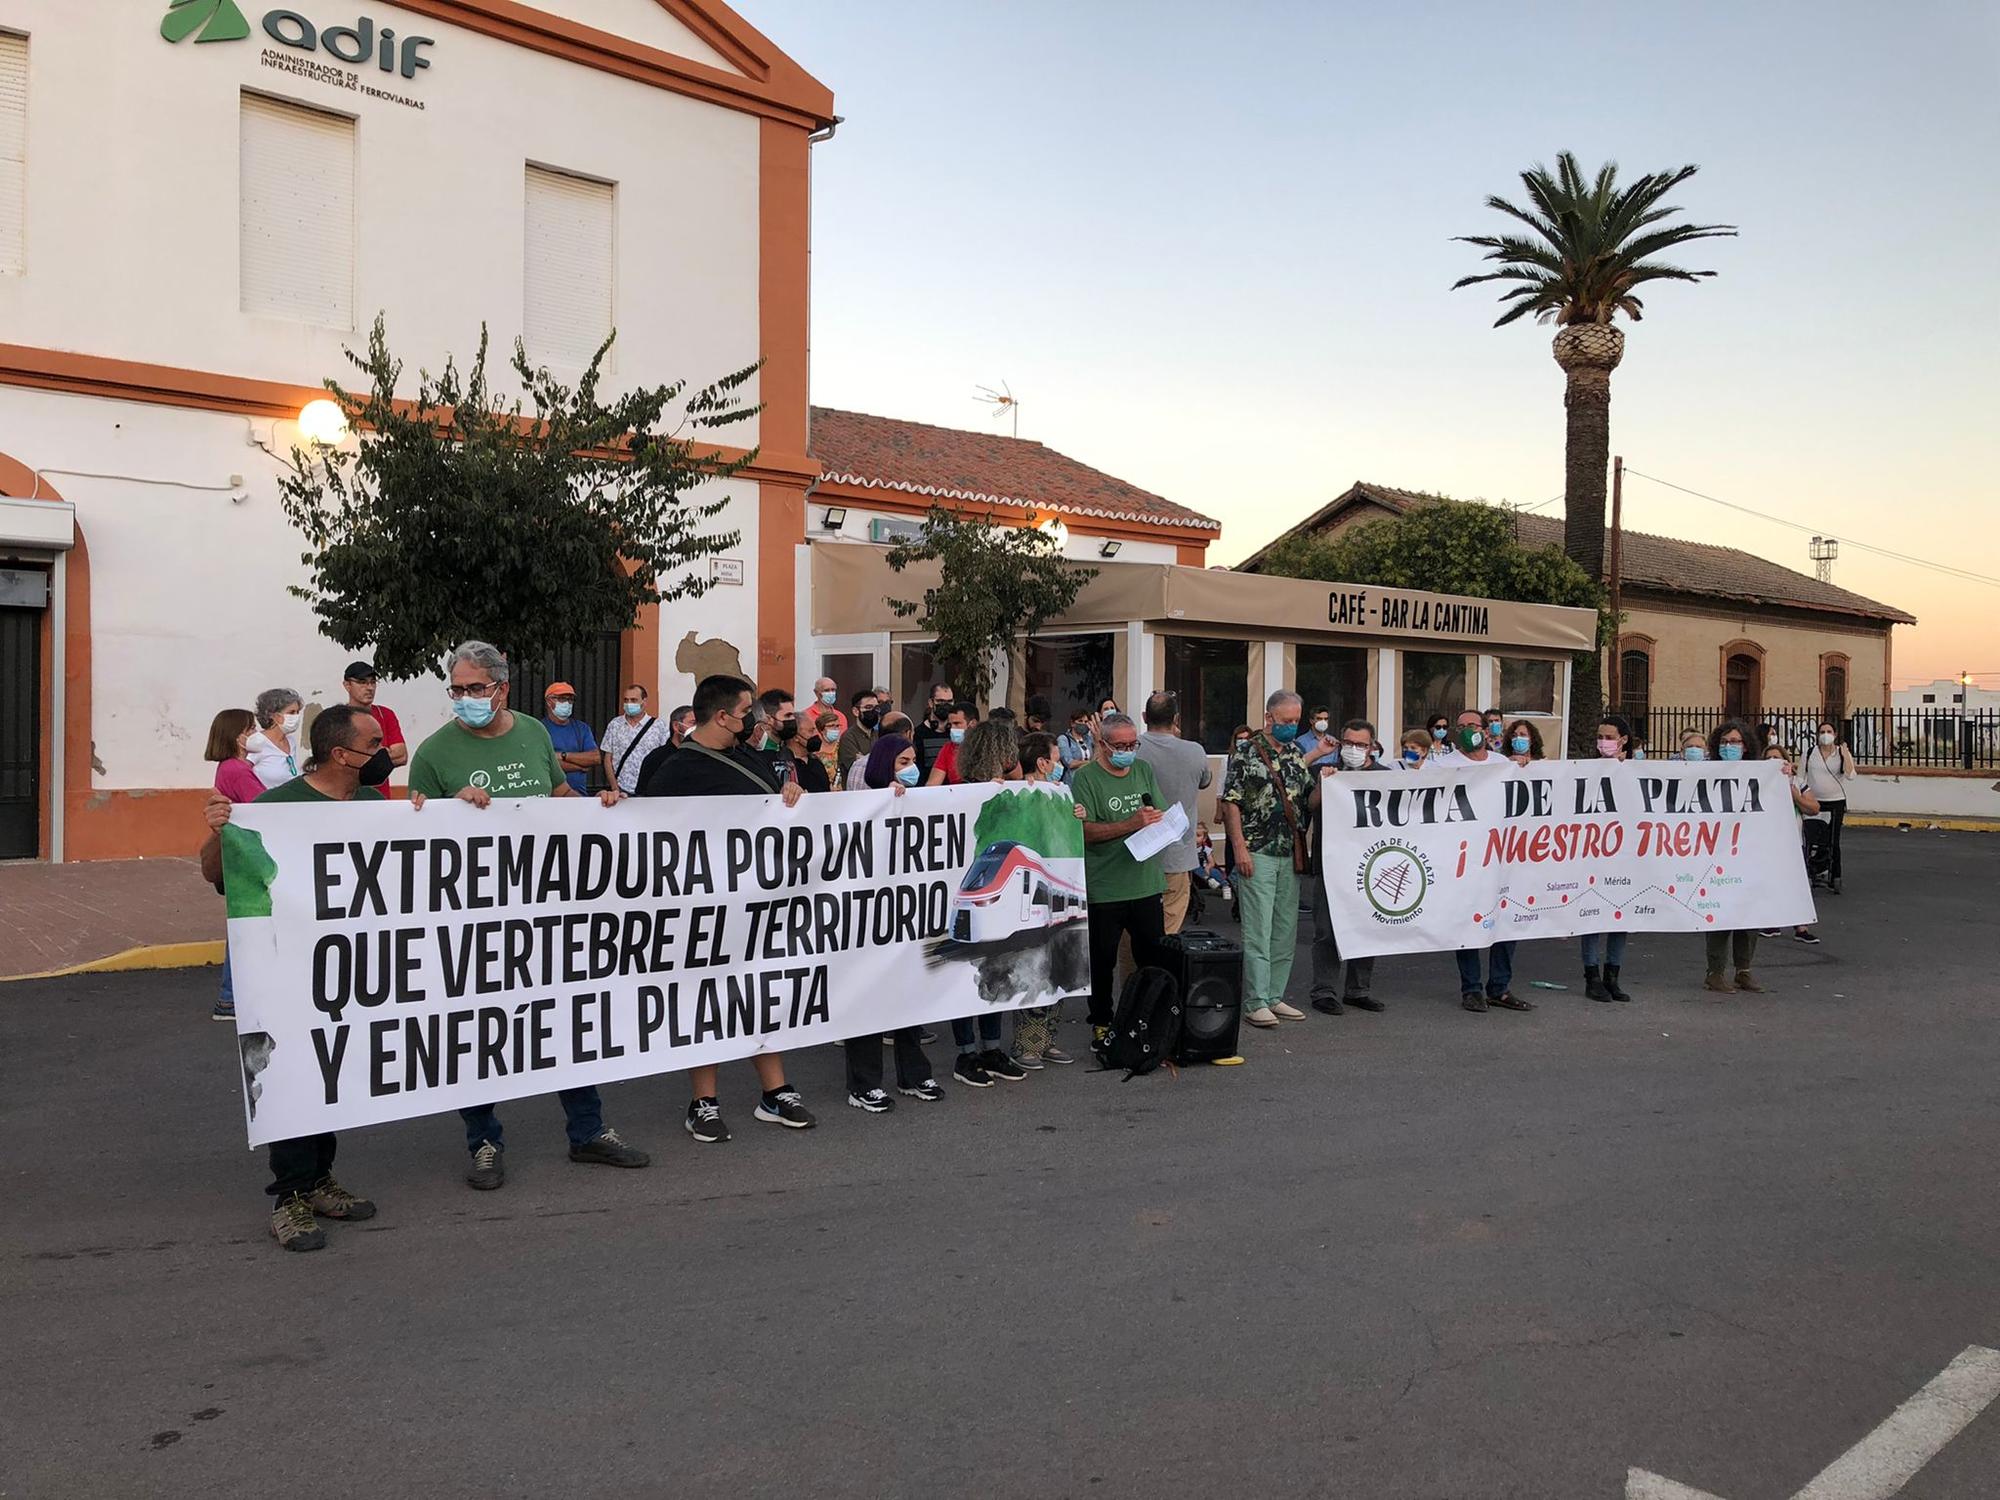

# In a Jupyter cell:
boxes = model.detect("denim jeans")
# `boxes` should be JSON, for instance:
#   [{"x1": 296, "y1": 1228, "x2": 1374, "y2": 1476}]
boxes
[
  {"x1": 1455, "y1": 942, "x2": 1517, "y2": 997},
  {"x1": 218, "y1": 948, "x2": 235, "y2": 1008},
  {"x1": 951, "y1": 1014, "x2": 1002, "y2": 1052},
  {"x1": 459, "y1": 1087, "x2": 605, "y2": 1153},
  {"x1": 1580, "y1": 932, "x2": 1628, "y2": 966},
  {"x1": 267, "y1": 1133, "x2": 336, "y2": 1200}
]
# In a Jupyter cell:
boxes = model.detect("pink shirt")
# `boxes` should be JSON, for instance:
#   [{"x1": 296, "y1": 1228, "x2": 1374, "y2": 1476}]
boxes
[{"x1": 214, "y1": 758, "x2": 266, "y2": 803}]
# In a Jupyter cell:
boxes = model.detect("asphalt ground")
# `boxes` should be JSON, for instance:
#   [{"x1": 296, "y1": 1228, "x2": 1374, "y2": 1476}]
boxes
[{"x1": 2, "y1": 827, "x2": 1996, "y2": 1500}]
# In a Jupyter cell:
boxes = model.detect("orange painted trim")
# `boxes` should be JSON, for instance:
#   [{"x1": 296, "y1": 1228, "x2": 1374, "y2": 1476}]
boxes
[
  {"x1": 1175, "y1": 542, "x2": 1207, "y2": 566},
  {"x1": 63, "y1": 788, "x2": 210, "y2": 863},
  {"x1": 386, "y1": 0, "x2": 835, "y2": 129},
  {"x1": 810, "y1": 479, "x2": 1222, "y2": 547},
  {"x1": 757, "y1": 480, "x2": 803, "y2": 684}
]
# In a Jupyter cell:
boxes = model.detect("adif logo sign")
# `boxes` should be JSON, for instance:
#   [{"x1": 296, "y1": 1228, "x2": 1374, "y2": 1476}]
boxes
[{"x1": 162, "y1": 1, "x2": 436, "y2": 79}]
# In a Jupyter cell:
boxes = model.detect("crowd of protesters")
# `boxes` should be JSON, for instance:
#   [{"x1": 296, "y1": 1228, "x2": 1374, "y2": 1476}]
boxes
[{"x1": 197, "y1": 647, "x2": 1843, "y2": 1252}]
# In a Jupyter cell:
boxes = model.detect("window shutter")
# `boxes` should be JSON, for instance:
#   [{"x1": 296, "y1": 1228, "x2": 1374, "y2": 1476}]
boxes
[
  {"x1": 0, "y1": 33, "x2": 26, "y2": 275},
  {"x1": 239, "y1": 93, "x2": 354, "y2": 327},
  {"x1": 524, "y1": 164, "x2": 614, "y2": 369}
]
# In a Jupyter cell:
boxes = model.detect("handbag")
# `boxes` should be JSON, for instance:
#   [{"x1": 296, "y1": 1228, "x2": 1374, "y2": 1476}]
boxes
[{"x1": 1253, "y1": 736, "x2": 1311, "y2": 875}]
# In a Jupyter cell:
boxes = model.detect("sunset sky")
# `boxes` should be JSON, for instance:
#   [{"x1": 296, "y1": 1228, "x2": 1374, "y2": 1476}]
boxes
[{"x1": 742, "y1": 0, "x2": 1999, "y2": 690}]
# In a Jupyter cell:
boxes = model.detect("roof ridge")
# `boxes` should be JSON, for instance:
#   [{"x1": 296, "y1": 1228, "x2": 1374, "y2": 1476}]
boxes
[{"x1": 811, "y1": 405, "x2": 1046, "y2": 449}]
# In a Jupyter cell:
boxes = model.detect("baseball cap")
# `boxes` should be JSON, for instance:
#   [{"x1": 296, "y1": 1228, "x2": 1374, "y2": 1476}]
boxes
[
  {"x1": 545, "y1": 681, "x2": 577, "y2": 698},
  {"x1": 343, "y1": 660, "x2": 377, "y2": 681}
]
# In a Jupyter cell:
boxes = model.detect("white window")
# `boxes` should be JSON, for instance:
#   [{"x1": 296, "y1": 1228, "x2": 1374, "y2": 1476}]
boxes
[
  {"x1": 524, "y1": 164, "x2": 614, "y2": 369},
  {"x1": 239, "y1": 93, "x2": 355, "y2": 327},
  {"x1": 0, "y1": 32, "x2": 26, "y2": 275}
]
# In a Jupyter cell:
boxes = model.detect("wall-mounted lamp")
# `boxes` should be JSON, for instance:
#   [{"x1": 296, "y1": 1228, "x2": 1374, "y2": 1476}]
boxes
[
  {"x1": 297, "y1": 398, "x2": 350, "y2": 447},
  {"x1": 821, "y1": 506, "x2": 848, "y2": 531},
  {"x1": 1098, "y1": 539, "x2": 1123, "y2": 559},
  {"x1": 1039, "y1": 517, "x2": 1069, "y2": 551}
]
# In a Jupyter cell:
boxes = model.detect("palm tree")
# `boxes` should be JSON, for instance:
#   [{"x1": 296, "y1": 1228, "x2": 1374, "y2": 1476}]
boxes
[{"x1": 1454, "y1": 153, "x2": 1734, "y2": 738}]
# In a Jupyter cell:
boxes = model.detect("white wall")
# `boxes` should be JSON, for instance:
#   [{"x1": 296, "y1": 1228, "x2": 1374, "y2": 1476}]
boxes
[
  {"x1": 0, "y1": 2, "x2": 762, "y2": 432},
  {"x1": 1846, "y1": 772, "x2": 2000, "y2": 823},
  {"x1": 1892, "y1": 679, "x2": 1999, "y2": 713}
]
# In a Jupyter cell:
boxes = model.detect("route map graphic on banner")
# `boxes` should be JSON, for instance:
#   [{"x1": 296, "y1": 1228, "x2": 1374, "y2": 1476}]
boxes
[
  {"x1": 220, "y1": 784, "x2": 1086, "y2": 1146},
  {"x1": 1321, "y1": 760, "x2": 1818, "y2": 959}
]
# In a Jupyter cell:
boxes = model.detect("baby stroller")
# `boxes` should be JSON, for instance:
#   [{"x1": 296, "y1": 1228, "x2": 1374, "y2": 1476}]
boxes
[{"x1": 1801, "y1": 816, "x2": 1834, "y2": 889}]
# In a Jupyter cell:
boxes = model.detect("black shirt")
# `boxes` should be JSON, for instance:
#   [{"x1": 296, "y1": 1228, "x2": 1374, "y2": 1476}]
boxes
[{"x1": 638, "y1": 741, "x2": 782, "y2": 798}]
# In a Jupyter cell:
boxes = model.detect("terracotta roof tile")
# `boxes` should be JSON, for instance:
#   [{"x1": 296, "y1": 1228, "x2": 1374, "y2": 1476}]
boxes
[{"x1": 807, "y1": 406, "x2": 1220, "y2": 532}]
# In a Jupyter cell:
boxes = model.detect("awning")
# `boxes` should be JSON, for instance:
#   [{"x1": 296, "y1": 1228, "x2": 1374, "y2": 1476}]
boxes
[
  {"x1": 810, "y1": 542, "x2": 1596, "y2": 653},
  {"x1": 0, "y1": 495, "x2": 76, "y2": 552}
]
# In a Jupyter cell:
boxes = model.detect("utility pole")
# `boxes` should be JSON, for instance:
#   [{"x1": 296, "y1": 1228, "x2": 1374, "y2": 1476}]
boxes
[{"x1": 1608, "y1": 455, "x2": 1624, "y2": 709}]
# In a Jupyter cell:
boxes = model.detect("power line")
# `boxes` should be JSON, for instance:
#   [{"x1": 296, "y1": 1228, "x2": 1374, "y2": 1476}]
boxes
[{"x1": 1621, "y1": 468, "x2": 2000, "y2": 592}]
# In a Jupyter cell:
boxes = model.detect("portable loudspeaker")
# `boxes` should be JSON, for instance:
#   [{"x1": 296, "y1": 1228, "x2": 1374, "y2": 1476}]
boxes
[{"x1": 1163, "y1": 929, "x2": 1244, "y2": 1063}]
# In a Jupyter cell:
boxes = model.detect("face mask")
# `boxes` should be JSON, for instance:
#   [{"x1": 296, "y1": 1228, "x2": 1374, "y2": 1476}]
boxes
[
  {"x1": 820, "y1": 691, "x2": 837, "y2": 706},
  {"x1": 350, "y1": 747, "x2": 393, "y2": 787},
  {"x1": 1234, "y1": 737, "x2": 1250, "y2": 749},
  {"x1": 1314, "y1": 719, "x2": 1330, "y2": 734},
  {"x1": 1683, "y1": 746, "x2": 1706, "y2": 762},
  {"x1": 551, "y1": 702, "x2": 574, "y2": 721},
  {"x1": 1402, "y1": 748, "x2": 1423, "y2": 765},
  {"x1": 1431, "y1": 727, "x2": 1447, "y2": 742},
  {"x1": 894, "y1": 764, "x2": 921, "y2": 787},
  {"x1": 1271, "y1": 722, "x2": 1301, "y2": 744},
  {"x1": 1487, "y1": 721, "x2": 1503, "y2": 736},
  {"x1": 1632, "y1": 747, "x2": 1647, "y2": 760},
  {"x1": 1456, "y1": 726, "x2": 1486, "y2": 753},
  {"x1": 453, "y1": 697, "x2": 496, "y2": 729},
  {"x1": 1718, "y1": 742, "x2": 1744, "y2": 762},
  {"x1": 1818, "y1": 731, "x2": 1835, "y2": 747},
  {"x1": 1108, "y1": 749, "x2": 1138, "y2": 769},
  {"x1": 1596, "y1": 738, "x2": 1620, "y2": 758},
  {"x1": 281, "y1": 712, "x2": 302, "y2": 735},
  {"x1": 1339, "y1": 744, "x2": 1370, "y2": 769},
  {"x1": 623, "y1": 702, "x2": 644, "y2": 719},
  {"x1": 736, "y1": 717, "x2": 761, "y2": 745},
  {"x1": 775, "y1": 718, "x2": 799, "y2": 743},
  {"x1": 948, "y1": 726, "x2": 966, "y2": 745},
  {"x1": 859, "y1": 709, "x2": 879, "y2": 728},
  {"x1": 1510, "y1": 735, "x2": 1531, "y2": 754},
  {"x1": 1046, "y1": 762, "x2": 1064, "y2": 783}
]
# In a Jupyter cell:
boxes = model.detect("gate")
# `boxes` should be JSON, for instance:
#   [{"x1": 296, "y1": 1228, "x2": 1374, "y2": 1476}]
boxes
[{"x1": 0, "y1": 569, "x2": 46, "y2": 858}]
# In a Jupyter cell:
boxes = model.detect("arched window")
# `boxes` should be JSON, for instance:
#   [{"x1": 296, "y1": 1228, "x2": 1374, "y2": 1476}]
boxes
[
  {"x1": 1820, "y1": 653, "x2": 1851, "y2": 725},
  {"x1": 1720, "y1": 640, "x2": 1765, "y2": 721},
  {"x1": 1615, "y1": 636, "x2": 1655, "y2": 725}
]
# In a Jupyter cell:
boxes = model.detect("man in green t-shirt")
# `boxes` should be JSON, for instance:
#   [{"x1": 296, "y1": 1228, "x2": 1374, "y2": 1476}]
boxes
[
  {"x1": 1069, "y1": 711, "x2": 1169, "y2": 1040},
  {"x1": 407, "y1": 640, "x2": 651, "y2": 1192},
  {"x1": 200, "y1": 703, "x2": 392, "y2": 1253}
]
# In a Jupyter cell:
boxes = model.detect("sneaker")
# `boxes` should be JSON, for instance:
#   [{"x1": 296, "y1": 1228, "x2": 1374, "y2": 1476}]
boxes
[
  {"x1": 847, "y1": 1088, "x2": 895, "y2": 1113},
  {"x1": 1220, "y1": 887, "x2": 1233, "y2": 901},
  {"x1": 1311, "y1": 995, "x2": 1347, "y2": 1016},
  {"x1": 754, "y1": 1089, "x2": 817, "y2": 1129},
  {"x1": 210, "y1": 999, "x2": 236, "y2": 1023},
  {"x1": 899, "y1": 1078, "x2": 945, "y2": 1101},
  {"x1": 685, "y1": 1097, "x2": 730, "y2": 1144},
  {"x1": 1756, "y1": 928, "x2": 1783, "y2": 939},
  {"x1": 1270, "y1": 1002, "x2": 1307, "y2": 1021},
  {"x1": 953, "y1": 1055, "x2": 994, "y2": 1088},
  {"x1": 1011, "y1": 1049, "x2": 1047, "y2": 1071},
  {"x1": 1793, "y1": 928, "x2": 1821, "y2": 945},
  {"x1": 1461, "y1": 993, "x2": 1490, "y2": 1012},
  {"x1": 307, "y1": 1175, "x2": 376, "y2": 1221},
  {"x1": 570, "y1": 1128, "x2": 650, "y2": 1168},
  {"x1": 269, "y1": 1193, "x2": 326, "y2": 1253},
  {"x1": 465, "y1": 1139, "x2": 505, "y2": 1191},
  {"x1": 918, "y1": 1029, "x2": 939, "y2": 1045},
  {"x1": 1090, "y1": 1025, "x2": 1113, "y2": 1053},
  {"x1": 981, "y1": 1049, "x2": 1027, "y2": 1082},
  {"x1": 1042, "y1": 1045, "x2": 1077, "y2": 1066},
  {"x1": 1245, "y1": 1006, "x2": 1280, "y2": 1028}
]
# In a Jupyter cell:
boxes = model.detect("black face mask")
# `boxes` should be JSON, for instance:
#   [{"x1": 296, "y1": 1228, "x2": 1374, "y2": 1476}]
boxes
[
  {"x1": 349, "y1": 748, "x2": 393, "y2": 787},
  {"x1": 858, "y1": 709, "x2": 880, "y2": 728},
  {"x1": 774, "y1": 718, "x2": 799, "y2": 744},
  {"x1": 737, "y1": 717, "x2": 762, "y2": 745}
]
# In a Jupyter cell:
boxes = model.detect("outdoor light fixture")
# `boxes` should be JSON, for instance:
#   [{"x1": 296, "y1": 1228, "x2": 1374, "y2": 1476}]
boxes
[
  {"x1": 1039, "y1": 517, "x2": 1069, "y2": 551},
  {"x1": 821, "y1": 507, "x2": 848, "y2": 531},
  {"x1": 1099, "y1": 539, "x2": 1122, "y2": 559},
  {"x1": 296, "y1": 399, "x2": 349, "y2": 447}
]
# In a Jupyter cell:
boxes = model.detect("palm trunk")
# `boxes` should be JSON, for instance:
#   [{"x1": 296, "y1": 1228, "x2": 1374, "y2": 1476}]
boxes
[{"x1": 1553, "y1": 323, "x2": 1624, "y2": 755}]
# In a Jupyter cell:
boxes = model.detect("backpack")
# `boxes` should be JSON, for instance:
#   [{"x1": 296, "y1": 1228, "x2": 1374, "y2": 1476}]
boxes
[{"x1": 1095, "y1": 966, "x2": 1184, "y2": 1079}]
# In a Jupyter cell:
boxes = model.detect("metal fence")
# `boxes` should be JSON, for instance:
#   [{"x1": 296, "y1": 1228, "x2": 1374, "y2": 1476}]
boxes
[{"x1": 1638, "y1": 705, "x2": 2000, "y2": 771}]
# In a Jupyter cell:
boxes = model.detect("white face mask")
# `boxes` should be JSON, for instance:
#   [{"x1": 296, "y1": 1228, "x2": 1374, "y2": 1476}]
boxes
[
  {"x1": 1818, "y1": 731, "x2": 1835, "y2": 747},
  {"x1": 281, "y1": 712, "x2": 302, "y2": 735},
  {"x1": 1339, "y1": 743, "x2": 1370, "y2": 769},
  {"x1": 1314, "y1": 719, "x2": 1330, "y2": 734}
]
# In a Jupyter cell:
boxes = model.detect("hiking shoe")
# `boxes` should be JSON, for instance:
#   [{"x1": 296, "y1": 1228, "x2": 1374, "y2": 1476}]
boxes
[
  {"x1": 1793, "y1": 928, "x2": 1821, "y2": 945},
  {"x1": 269, "y1": 1194, "x2": 326, "y2": 1253},
  {"x1": 982, "y1": 1049, "x2": 1027, "y2": 1082},
  {"x1": 1270, "y1": 1002, "x2": 1307, "y2": 1021},
  {"x1": 465, "y1": 1140, "x2": 505, "y2": 1191},
  {"x1": 1011, "y1": 1049, "x2": 1047, "y2": 1071},
  {"x1": 953, "y1": 1055, "x2": 993, "y2": 1088},
  {"x1": 570, "y1": 1128, "x2": 650, "y2": 1168},
  {"x1": 686, "y1": 1097, "x2": 730, "y2": 1144},
  {"x1": 210, "y1": 999, "x2": 236, "y2": 1023},
  {"x1": 899, "y1": 1078, "x2": 945, "y2": 1101},
  {"x1": 1245, "y1": 1006, "x2": 1280, "y2": 1028},
  {"x1": 1042, "y1": 1045, "x2": 1077, "y2": 1066},
  {"x1": 754, "y1": 1089, "x2": 817, "y2": 1129},
  {"x1": 1346, "y1": 996, "x2": 1385, "y2": 1013},
  {"x1": 1703, "y1": 972, "x2": 1736, "y2": 994},
  {"x1": 1735, "y1": 970, "x2": 1767, "y2": 993},
  {"x1": 1310, "y1": 995, "x2": 1347, "y2": 1016},
  {"x1": 848, "y1": 1088, "x2": 895, "y2": 1113},
  {"x1": 307, "y1": 1176, "x2": 376, "y2": 1221},
  {"x1": 1461, "y1": 993, "x2": 1489, "y2": 1012}
]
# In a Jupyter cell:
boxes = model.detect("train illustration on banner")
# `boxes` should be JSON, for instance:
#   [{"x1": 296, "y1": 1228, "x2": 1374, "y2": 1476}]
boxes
[{"x1": 949, "y1": 841, "x2": 1088, "y2": 944}]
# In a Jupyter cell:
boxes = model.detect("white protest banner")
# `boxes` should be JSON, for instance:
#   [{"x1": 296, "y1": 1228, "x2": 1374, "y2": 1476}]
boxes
[
  {"x1": 221, "y1": 784, "x2": 1087, "y2": 1146},
  {"x1": 1320, "y1": 760, "x2": 1817, "y2": 959}
]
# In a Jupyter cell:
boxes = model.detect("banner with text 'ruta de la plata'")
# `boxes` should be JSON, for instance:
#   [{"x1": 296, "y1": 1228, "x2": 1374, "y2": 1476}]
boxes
[
  {"x1": 222, "y1": 784, "x2": 1086, "y2": 1146},
  {"x1": 1320, "y1": 760, "x2": 1817, "y2": 959}
]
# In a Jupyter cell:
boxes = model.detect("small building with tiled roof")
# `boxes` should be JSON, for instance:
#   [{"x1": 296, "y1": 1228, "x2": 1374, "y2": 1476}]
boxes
[{"x1": 1239, "y1": 481, "x2": 1914, "y2": 727}]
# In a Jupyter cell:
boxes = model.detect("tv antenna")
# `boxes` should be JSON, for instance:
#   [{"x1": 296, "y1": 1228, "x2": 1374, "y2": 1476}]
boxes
[
  {"x1": 974, "y1": 382, "x2": 1020, "y2": 438},
  {"x1": 1809, "y1": 535, "x2": 1838, "y2": 583}
]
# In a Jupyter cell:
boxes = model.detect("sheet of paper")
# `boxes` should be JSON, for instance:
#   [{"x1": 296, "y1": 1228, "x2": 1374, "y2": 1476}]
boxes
[{"x1": 1123, "y1": 802, "x2": 1188, "y2": 863}]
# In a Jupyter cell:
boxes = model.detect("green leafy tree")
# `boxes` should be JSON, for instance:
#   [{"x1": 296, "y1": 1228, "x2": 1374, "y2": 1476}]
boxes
[
  {"x1": 1452, "y1": 152, "x2": 1734, "y2": 734},
  {"x1": 884, "y1": 507, "x2": 1095, "y2": 710},
  {"x1": 277, "y1": 317, "x2": 757, "y2": 679},
  {"x1": 1257, "y1": 495, "x2": 1612, "y2": 648},
  {"x1": 973, "y1": 787, "x2": 1085, "y2": 860}
]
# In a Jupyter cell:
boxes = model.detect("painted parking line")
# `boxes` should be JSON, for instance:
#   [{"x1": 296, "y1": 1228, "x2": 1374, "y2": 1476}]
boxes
[{"x1": 1627, "y1": 1345, "x2": 2000, "y2": 1500}]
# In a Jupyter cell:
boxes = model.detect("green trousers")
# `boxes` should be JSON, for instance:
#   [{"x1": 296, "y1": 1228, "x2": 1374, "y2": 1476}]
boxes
[{"x1": 1237, "y1": 851, "x2": 1300, "y2": 1009}]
